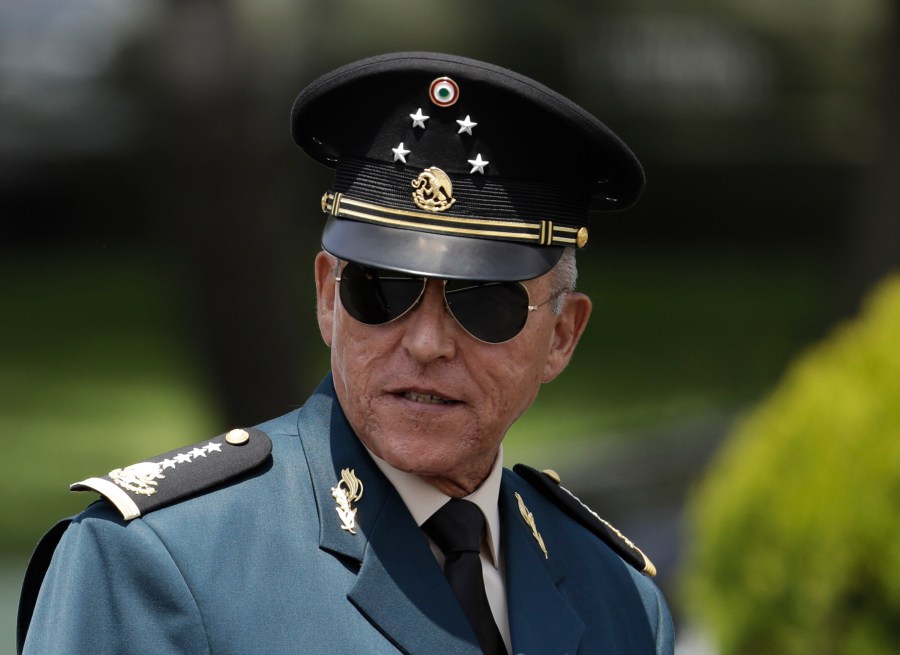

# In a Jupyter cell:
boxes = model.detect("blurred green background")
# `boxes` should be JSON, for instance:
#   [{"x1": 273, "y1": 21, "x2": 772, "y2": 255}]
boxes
[
  {"x1": 682, "y1": 273, "x2": 900, "y2": 655},
  {"x1": 2, "y1": 0, "x2": 898, "y2": 652}
]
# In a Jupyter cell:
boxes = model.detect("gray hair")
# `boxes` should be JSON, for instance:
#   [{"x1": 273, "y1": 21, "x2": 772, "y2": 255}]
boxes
[{"x1": 548, "y1": 247, "x2": 578, "y2": 315}]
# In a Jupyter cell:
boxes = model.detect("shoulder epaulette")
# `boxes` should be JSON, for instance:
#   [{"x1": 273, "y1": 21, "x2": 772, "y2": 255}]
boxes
[
  {"x1": 71, "y1": 428, "x2": 272, "y2": 520},
  {"x1": 513, "y1": 463, "x2": 657, "y2": 577}
]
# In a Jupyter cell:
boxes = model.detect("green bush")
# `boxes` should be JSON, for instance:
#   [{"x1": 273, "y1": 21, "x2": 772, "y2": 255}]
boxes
[{"x1": 682, "y1": 274, "x2": 900, "y2": 655}]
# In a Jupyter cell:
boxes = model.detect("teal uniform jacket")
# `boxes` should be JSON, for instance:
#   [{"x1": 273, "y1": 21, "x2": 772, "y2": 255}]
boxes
[{"x1": 20, "y1": 376, "x2": 674, "y2": 654}]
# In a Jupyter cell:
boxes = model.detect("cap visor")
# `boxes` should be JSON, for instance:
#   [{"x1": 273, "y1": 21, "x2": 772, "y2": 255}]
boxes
[{"x1": 321, "y1": 216, "x2": 562, "y2": 281}]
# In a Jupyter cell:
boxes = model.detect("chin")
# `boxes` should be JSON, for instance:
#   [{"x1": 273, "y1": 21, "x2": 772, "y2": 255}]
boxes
[{"x1": 380, "y1": 443, "x2": 459, "y2": 477}]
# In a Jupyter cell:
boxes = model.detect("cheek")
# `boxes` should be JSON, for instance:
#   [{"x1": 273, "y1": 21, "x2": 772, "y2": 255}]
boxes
[
  {"x1": 329, "y1": 315, "x2": 382, "y2": 401},
  {"x1": 479, "y1": 344, "x2": 548, "y2": 426},
  {"x1": 506, "y1": 324, "x2": 557, "y2": 405},
  {"x1": 508, "y1": 364, "x2": 544, "y2": 415}
]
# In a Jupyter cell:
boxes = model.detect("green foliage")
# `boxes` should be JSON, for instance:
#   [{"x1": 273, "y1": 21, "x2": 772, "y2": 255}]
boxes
[{"x1": 682, "y1": 274, "x2": 900, "y2": 655}]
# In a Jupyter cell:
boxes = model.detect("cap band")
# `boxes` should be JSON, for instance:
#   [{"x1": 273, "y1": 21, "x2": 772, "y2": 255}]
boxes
[{"x1": 322, "y1": 192, "x2": 587, "y2": 248}]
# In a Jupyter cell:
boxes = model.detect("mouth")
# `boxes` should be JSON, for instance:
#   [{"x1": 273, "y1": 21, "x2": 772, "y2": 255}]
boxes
[{"x1": 401, "y1": 391, "x2": 459, "y2": 405}]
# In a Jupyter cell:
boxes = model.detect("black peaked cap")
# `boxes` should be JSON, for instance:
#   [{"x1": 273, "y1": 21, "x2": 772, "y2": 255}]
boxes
[{"x1": 292, "y1": 52, "x2": 643, "y2": 281}]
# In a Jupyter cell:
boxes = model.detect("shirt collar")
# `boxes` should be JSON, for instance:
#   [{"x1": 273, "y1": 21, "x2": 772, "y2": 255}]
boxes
[{"x1": 367, "y1": 446, "x2": 504, "y2": 567}]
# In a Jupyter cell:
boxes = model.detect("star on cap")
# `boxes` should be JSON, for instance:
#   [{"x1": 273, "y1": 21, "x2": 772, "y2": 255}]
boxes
[
  {"x1": 392, "y1": 142, "x2": 411, "y2": 164},
  {"x1": 456, "y1": 115, "x2": 477, "y2": 134},
  {"x1": 468, "y1": 154, "x2": 489, "y2": 174},
  {"x1": 410, "y1": 108, "x2": 429, "y2": 129}
]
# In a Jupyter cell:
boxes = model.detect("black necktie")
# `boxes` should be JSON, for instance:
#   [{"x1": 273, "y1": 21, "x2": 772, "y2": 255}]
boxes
[{"x1": 422, "y1": 498, "x2": 507, "y2": 655}]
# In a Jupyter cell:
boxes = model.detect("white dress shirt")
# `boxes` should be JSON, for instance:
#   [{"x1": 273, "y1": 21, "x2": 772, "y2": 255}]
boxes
[{"x1": 367, "y1": 446, "x2": 511, "y2": 654}]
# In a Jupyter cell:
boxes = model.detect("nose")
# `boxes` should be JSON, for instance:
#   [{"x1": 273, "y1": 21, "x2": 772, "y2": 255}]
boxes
[{"x1": 399, "y1": 280, "x2": 457, "y2": 362}]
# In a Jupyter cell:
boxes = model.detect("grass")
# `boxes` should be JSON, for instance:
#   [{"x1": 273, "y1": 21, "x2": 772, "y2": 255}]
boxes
[{"x1": 0, "y1": 242, "x2": 831, "y2": 556}]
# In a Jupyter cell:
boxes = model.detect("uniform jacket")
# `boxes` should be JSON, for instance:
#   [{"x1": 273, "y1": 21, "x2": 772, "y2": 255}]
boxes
[{"x1": 21, "y1": 375, "x2": 674, "y2": 654}]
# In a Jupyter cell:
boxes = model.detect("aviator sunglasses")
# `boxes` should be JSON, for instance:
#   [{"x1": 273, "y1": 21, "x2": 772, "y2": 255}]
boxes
[{"x1": 336, "y1": 261, "x2": 568, "y2": 344}]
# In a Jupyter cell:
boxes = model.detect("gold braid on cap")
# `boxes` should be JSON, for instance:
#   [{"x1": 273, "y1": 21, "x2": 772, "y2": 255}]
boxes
[{"x1": 321, "y1": 192, "x2": 588, "y2": 248}]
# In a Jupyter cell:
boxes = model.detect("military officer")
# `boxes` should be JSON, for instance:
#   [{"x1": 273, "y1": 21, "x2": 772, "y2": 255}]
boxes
[{"x1": 18, "y1": 52, "x2": 674, "y2": 654}]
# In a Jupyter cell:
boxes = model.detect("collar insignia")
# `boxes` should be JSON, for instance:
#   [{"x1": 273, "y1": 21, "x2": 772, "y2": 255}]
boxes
[
  {"x1": 331, "y1": 468, "x2": 365, "y2": 534},
  {"x1": 515, "y1": 492, "x2": 548, "y2": 559}
]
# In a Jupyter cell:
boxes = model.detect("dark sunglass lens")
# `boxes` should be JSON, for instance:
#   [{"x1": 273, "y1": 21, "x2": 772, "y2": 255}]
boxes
[
  {"x1": 445, "y1": 281, "x2": 529, "y2": 343},
  {"x1": 339, "y1": 263, "x2": 424, "y2": 325}
]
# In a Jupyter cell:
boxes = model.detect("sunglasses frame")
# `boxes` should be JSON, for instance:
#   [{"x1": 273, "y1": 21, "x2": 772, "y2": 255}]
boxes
[{"x1": 334, "y1": 262, "x2": 568, "y2": 344}]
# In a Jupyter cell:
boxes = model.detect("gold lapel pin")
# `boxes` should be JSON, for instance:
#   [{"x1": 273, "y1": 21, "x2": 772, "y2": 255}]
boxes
[
  {"x1": 515, "y1": 492, "x2": 548, "y2": 559},
  {"x1": 331, "y1": 468, "x2": 364, "y2": 534}
]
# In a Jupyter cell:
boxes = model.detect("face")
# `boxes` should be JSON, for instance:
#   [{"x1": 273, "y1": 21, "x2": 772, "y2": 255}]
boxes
[{"x1": 315, "y1": 251, "x2": 591, "y2": 496}]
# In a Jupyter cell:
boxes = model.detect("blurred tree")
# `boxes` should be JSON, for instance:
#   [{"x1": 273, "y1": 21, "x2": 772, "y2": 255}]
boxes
[
  {"x1": 682, "y1": 273, "x2": 900, "y2": 655},
  {"x1": 842, "y1": 0, "x2": 900, "y2": 313},
  {"x1": 116, "y1": 0, "x2": 324, "y2": 427}
]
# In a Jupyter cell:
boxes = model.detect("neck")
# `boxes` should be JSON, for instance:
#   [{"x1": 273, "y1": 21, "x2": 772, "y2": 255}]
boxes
[{"x1": 419, "y1": 455, "x2": 497, "y2": 498}]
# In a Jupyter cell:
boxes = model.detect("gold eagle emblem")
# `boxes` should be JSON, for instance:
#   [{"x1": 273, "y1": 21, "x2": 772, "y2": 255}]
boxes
[{"x1": 411, "y1": 167, "x2": 456, "y2": 212}]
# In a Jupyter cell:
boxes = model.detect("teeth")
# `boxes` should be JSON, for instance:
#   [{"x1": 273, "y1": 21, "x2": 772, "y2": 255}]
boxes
[{"x1": 404, "y1": 391, "x2": 453, "y2": 405}]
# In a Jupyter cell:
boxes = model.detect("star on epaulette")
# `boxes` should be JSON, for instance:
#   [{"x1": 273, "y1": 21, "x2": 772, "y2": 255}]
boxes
[
  {"x1": 71, "y1": 428, "x2": 272, "y2": 520},
  {"x1": 513, "y1": 464, "x2": 657, "y2": 577}
]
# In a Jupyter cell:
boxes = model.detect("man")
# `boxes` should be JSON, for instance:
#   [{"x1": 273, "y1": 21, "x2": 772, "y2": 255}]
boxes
[{"x1": 18, "y1": 52, "x2": 674, "y2": 654}]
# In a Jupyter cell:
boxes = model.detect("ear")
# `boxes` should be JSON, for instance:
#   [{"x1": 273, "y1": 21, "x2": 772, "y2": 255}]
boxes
[
  {"x1": 314, "y1": 251, "x2": 337, "y2": 348},
  {"x1": 542, "y1": 291, "x2": 591, "y2": 383}
]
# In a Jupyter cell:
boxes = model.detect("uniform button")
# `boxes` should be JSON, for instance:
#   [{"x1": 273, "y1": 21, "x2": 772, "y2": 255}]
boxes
[
  {"x1": 542, "y1": 469, "x2": 561, "y2": 484},
  {"x1": 226, "y1": 429, "x2": 250, "y2": 445}
]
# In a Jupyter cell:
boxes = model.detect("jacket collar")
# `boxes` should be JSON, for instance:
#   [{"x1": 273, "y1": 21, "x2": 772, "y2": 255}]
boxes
[
  {"x1": 298, "y1": 375, "x2": 584, "y2": 654},
  {"x1": 299, "y1": 376, "x2": 483, "y2": 654},
  {"x1": 500, "y1": 473, "x2": 585, "y2": 654}
]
